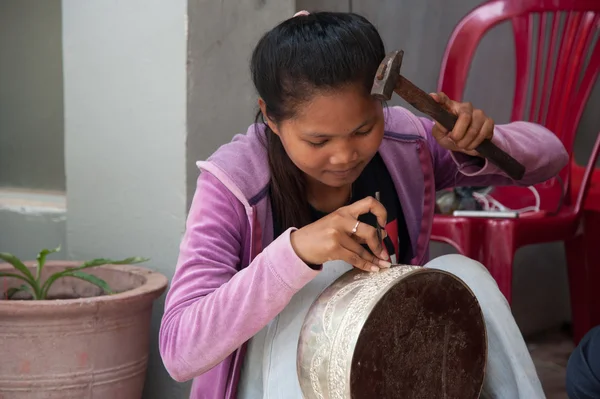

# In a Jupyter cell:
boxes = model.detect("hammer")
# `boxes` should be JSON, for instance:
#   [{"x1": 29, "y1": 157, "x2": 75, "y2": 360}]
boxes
[{"x1": 372, "y1": 50, "x2": 525, "y2": 181}]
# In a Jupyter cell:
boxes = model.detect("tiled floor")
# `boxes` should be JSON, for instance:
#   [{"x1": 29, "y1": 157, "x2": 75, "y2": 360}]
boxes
[{"x1": 527, "y1": 326, "x2": 574, "y2": 399}]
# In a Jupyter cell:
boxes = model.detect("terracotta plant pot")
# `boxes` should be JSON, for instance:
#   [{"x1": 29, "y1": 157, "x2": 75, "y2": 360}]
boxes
[{"x1": 0, "y1": 261, "x2": 168, "y2": 399}]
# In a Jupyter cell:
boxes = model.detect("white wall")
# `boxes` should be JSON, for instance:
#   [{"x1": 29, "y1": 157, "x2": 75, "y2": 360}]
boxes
[{"x1": 62, "y1": 1, "x2": 189, "y2": 398}]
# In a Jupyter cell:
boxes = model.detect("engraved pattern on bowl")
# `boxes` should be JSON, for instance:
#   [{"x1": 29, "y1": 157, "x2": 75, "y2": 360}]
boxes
[{"x1": 297, "y1": 265, "x2": 422, "y2": 399}]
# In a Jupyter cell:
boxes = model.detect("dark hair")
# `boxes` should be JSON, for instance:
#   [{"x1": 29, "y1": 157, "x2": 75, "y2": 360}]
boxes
[{"x1": 250, "y1": 12, "x2": 386, "y2": 231}]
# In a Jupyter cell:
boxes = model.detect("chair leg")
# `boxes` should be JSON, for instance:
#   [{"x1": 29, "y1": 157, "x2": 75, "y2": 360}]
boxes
[
  {"x1": 480, "y1": 232, "x2": 516, "y2": 305},
  {"x1": 460, "y1": 223, "x2": 515, "y2": 305},
  {"x1": 567, "y1": 211, "x2": 600, "y2": 344},
  {"x1": 584, "y1": 211, "x2": 600, "y2": 334},
  {"x1": 565, "y1": 230, "x2": 591, "y2": 345}
]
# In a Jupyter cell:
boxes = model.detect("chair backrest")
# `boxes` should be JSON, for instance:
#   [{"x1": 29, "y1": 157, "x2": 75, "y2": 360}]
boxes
[
  {"x1": 438, "y1": 0, "x2": 599, "y2": 208},
  {"x1": 574, "y1": 132, "x2": 600, "y2": 215}
]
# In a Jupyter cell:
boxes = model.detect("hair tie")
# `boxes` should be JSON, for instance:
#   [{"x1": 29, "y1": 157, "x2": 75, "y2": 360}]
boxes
[{"x1": 293, "y1": 10, "x2": 310, "y2": 17}]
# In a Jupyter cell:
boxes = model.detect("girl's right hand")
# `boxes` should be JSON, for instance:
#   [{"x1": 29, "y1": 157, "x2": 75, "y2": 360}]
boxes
[{"x1": 290, "y1": 196, "x2": 392, "y2": 272}]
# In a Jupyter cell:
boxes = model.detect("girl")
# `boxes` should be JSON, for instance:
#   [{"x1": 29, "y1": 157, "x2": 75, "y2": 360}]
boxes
[{"x1": 159, "y1": 11, "x2": 567, "y2": 399}]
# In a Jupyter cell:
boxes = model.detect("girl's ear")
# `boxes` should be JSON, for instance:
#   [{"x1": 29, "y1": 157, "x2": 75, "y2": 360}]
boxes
[{"x1": 258, "y1": 98, "x2": 280, "y2": 135}]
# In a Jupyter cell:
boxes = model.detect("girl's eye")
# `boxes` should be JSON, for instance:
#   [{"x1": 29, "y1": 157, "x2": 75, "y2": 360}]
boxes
[
  {"x1": 306, "y1": 127, "x2": 373, "y2": 147},
  {"x1": 308, "y1": 140, "x2": 327, "y2": 148},
  {"x1": 355, "y1": 128, "x2": 373, "y2": 136}
]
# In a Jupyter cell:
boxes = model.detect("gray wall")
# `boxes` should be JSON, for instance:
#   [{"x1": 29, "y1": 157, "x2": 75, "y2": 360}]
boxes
[
  {"x1": 186, "y1": 0, "x2": 296, "y2": 207},
  {"x1": 298, "y1": 0, "x2": 600, "y2": 334},
  {"x1": 0, "y1": 0, "x2": 65, "y2": 191},
  {"x1": 0, "y1": 1, "x2": 67, "y2": 264}
]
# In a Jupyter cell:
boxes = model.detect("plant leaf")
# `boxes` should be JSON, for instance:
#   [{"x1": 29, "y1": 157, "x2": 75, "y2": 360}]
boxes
[
  {"x1": 40, "y1": 256, "x2": 147, "y2": 299},
  {"x1": 6, "y1": 284, "x2": 32, "y2": 299},
  {"x1": 0, "y1": 252, "x2": 36, "y2": 285},
  {"x1": 72, "y1": 256, "x2": 149, "y2": 271},
  {"x1": 61, "y1": 271, "x2": 113, "y2": 294},
  {"x1": 6, "y1": 288, "x2": 19, "y2": 299},
  {"x1": 36, "y1": 245, "x2": 61, "y2": 282},
  {"x1": 0, "y1": 271, "x2": 33, "y2": 281},
  {"x1": 0, "y1": 272, "x2": 38, "y2": 299}
]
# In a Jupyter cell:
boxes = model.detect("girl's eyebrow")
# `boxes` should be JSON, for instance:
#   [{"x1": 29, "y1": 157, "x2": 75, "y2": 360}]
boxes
[{"x1": 304, "y1": 118, "x2": 373, "y2": 138}]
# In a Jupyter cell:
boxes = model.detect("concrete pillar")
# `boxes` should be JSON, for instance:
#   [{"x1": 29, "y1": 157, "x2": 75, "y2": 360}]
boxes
[{"x1": 62, "y1": 1, "x2": 189, "y2": 398}]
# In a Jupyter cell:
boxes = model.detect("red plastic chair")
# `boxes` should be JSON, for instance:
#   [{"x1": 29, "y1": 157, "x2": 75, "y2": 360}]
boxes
[
  {"x1": 430, "y1": 0, "x2": 600, "y2": 344},
  {"x1": 571, "y1": 162, "x2": 600, "y2": 213}
]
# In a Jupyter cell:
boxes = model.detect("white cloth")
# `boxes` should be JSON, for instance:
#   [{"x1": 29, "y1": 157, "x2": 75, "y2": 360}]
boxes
[{"x1": 237, "y1": 254, "x2": 546, "y2": 399}]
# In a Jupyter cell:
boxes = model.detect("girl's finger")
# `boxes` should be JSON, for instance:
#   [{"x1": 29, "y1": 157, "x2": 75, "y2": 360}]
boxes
[
  {"x1": 343, "y1": 196, "x2": 388, "y2": 231},
  {"x1": 467, "y1": 117, "x2": 495, "y2": 151},
  {"x1": 431, "y1": 92, "x2": 453, "y2": 113},
  {"x1": 346, "y1": 219, "x2": 389, "y2": 262},
  {"x1": 340, "y1": 227, "x2": 391, "y2": 267},
  {"x1": 457, "y1": 111, "x2": 484, "y2": 150},
  {"x1": 337, "y1": 237, "x2": 387, "y2": 272},
  {"x1": 351, "y1": 228, "x2": 387, "y2": 245},
  {"x1": 449, "y1": 103, "x2": 473, "y2": 142},
  {"x1": 337, "y1": 246, "x2": 380, "y2": 272}
]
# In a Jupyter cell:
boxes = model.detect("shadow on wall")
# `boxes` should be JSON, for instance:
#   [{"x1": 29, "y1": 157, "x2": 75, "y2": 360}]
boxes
[{"x1": 0, "y1": 1, "x2": 67, "y2": 259}]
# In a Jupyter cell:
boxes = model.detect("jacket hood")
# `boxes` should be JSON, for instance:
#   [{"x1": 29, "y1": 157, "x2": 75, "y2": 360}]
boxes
[{"x1": 196, "y1": 123, "x2": 271, "y2": 209}]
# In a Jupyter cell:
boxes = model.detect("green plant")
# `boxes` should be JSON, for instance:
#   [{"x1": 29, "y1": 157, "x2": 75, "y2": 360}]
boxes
[{"x1": 0, "y1": 246, "x2": 149, "y2": 300}]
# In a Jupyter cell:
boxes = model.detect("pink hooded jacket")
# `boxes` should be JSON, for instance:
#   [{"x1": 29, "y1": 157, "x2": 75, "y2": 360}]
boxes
[{"x1": 159, "y1": 106, "x2": 568, "y2": 398}]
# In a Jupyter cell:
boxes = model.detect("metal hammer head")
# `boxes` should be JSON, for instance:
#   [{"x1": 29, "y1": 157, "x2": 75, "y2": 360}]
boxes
[{"x1": 371, "y1": 50, "x2": 403, "y2": 101}]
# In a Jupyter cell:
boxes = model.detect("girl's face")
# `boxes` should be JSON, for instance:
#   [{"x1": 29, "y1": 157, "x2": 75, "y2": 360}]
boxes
[{"x1": 261, "y1": 84, "x2": 385, "y2": 189}]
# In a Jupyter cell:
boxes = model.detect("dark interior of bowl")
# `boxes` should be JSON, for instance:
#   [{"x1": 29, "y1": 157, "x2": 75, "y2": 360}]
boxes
[{"x1": 350, "y1": 270, "x2": 486, "y2": 399}]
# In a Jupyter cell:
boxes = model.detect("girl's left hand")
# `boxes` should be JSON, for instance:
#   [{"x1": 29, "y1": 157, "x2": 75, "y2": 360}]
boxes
[{"x1": 429, "y1": 92, "x2": 495, "y2": 157}]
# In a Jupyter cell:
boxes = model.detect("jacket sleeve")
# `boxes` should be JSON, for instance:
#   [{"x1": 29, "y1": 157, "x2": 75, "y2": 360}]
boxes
[
  {"x1": 159, "y1": 171, "x2": 319, "y2": 382},
  {"x1": 418, "y1": 117, "x2": 569, "y2": 190}
]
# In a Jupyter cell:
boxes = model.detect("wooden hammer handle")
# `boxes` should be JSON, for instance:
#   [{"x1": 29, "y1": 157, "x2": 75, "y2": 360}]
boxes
[{"x1": 396, "y1": 75, "x2": 525, "y2": 180}]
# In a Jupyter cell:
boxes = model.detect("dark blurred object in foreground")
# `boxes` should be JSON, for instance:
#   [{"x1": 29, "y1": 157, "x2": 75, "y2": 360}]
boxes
[{"x1": 435, "y1": 187, "x2": 488, "y2": 215}]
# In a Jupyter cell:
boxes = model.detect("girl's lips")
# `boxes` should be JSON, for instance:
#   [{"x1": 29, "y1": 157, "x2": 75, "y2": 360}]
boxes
[{"x1": 328, "y1": 164, "x2": 360, "y2": 178}]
